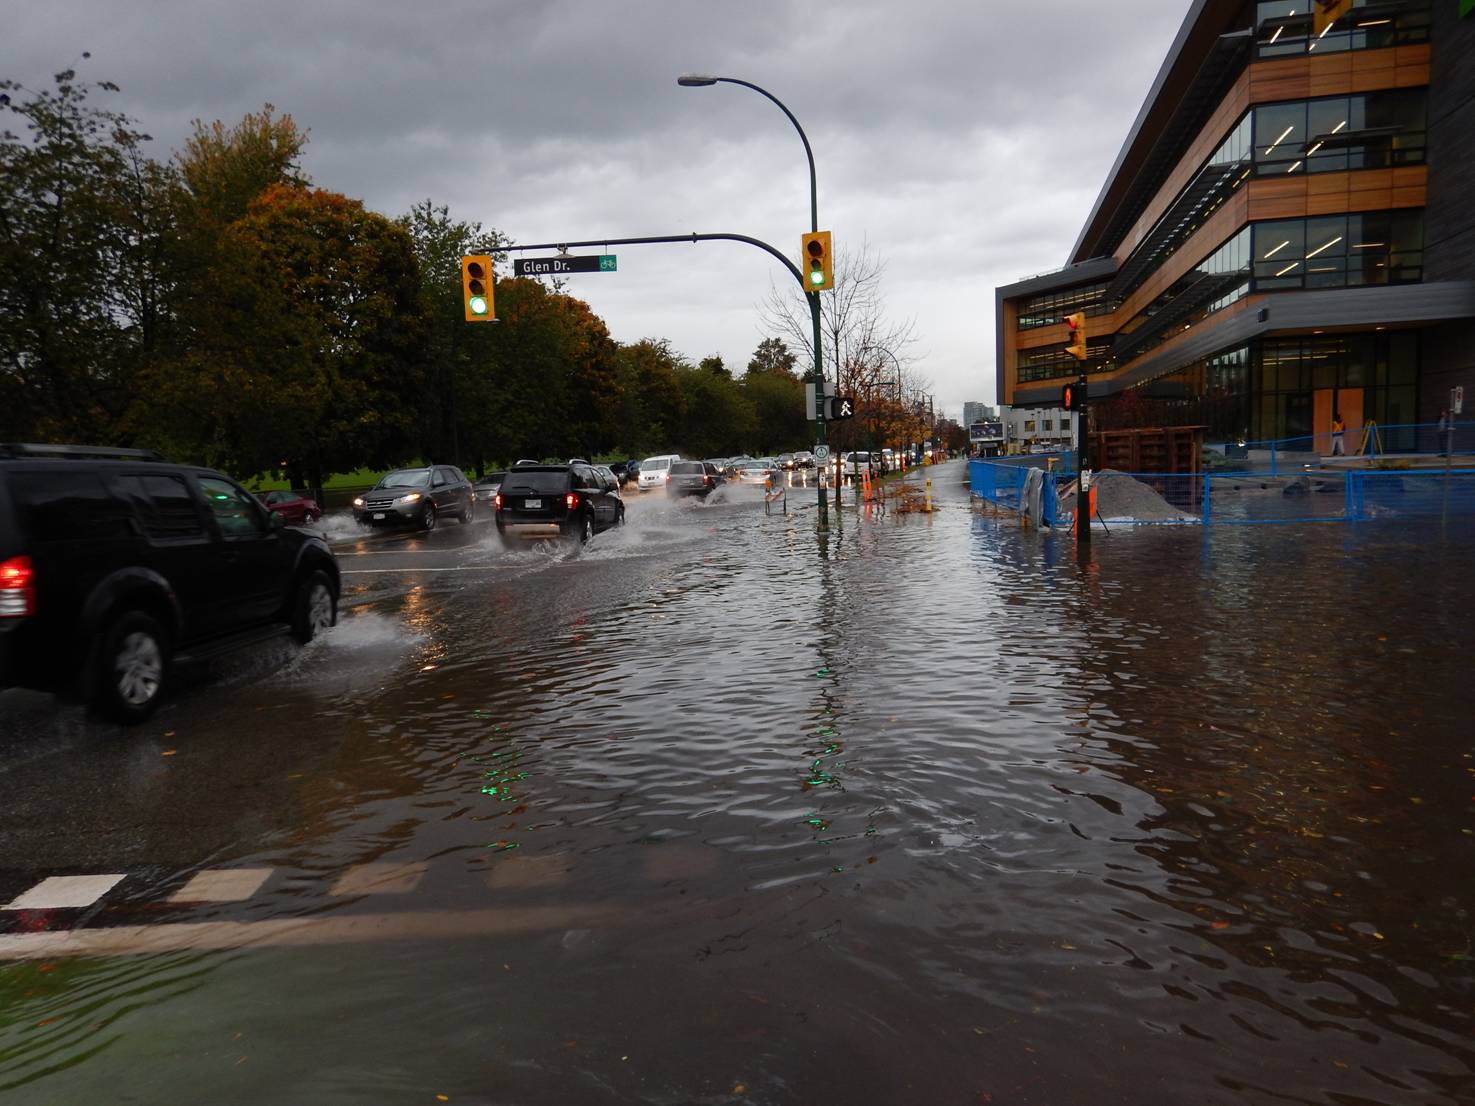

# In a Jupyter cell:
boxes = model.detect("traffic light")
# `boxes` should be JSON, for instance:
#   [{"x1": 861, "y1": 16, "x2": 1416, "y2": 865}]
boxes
[
  {"x1": 1063, "y1": 312, "x2": 1087, "y2": 361},
  {"x1": 801, "y1": 231, "x2": 833, "y2": 292},
  {"x1": 461, "y1": 255, "x2": 494, "y2": 322},
  {"x1": 1313, "y1": 0, "x2": 1352, "y2": 35},
  {"x1": 827, "y1": 395, "x2": 856, "y2": 421}
]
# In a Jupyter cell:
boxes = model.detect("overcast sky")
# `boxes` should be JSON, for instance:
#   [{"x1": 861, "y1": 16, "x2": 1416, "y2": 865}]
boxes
[{"x1": 6, "y1": 0, "x2": 1187, "y2": 420}]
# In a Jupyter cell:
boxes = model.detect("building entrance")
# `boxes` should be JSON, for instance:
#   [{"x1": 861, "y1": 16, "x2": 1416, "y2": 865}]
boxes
[{"x1": 1314, "y1": 388, "x2": 1363, "y2": 455}]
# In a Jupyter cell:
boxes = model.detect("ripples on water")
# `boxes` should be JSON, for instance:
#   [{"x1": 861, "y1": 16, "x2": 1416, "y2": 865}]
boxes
[{"x1": 4, "y1": 474, "x2": 1473, "y2": 1104}]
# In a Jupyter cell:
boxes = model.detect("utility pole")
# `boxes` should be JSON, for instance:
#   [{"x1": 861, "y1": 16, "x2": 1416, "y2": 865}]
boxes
[{"x1": 1063, "y1": 312, "x2": 1090, "y2": 551}]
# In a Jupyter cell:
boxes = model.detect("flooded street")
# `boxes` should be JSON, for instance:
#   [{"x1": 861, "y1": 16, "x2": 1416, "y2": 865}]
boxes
[{"x1": 2, "y1": 460, "x2": 1473, "y2": 1105}]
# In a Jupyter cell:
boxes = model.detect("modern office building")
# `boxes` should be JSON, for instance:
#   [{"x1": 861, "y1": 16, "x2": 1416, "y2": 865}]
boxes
[
  {"x1": 963, "y1": 401, "x2": 997, "y2": 427},
  {"x1": 994, "y1": 0, "x2": 1474, "y2": 451}
]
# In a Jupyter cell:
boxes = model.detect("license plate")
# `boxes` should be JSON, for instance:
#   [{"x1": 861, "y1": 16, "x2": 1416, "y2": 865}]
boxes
[
  {"x1": 372, "y1": 512, "x2": 386, "y2": 520},
  {"x1": 524, "y1": 498, "x2": 542, "y2": 509}
]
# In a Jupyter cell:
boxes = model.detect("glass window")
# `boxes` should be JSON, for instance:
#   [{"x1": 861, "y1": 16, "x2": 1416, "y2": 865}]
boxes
[
  {"x1": 1303, "y1": 215, "x2": 1348, "y2": 288},
  {"x1": 117, "y1": 473, "x2": 205, "y2": 540},
  {"x1": 1255, "y1": 102, "x2": 1306, "y2": 173},
  {"x1": 196, "y1": 476, "x2": 266, "y2": 540},
  {"x1": 10, "y1": 472, "x2": 128, "y2": 541},
  {"x1": 379, "y1": 469, "x2": 431, "y2": 489},
  {"x1": 1254, "y1": 219, "x2": 1306, "y2": 288}
]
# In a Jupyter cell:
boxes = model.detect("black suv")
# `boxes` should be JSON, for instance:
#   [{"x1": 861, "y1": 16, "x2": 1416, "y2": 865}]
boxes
[
  {"x1": 351, "y1": 465, "x2": 474, "y2": 530},
  {"x1": 0, "y1": 444, "x2": 341, "y2": 723},
  {"x1": 494, "y1": 463, "x2": 624, "y2": 543}
]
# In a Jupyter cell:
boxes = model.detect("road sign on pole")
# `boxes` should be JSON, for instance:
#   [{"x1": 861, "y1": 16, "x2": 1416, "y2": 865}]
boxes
[
  {"x1": 1454, "y1": 386, "x2": 1465, "y2": 415},
  {"x1": 512, "y1": 255, "x2": 618, "y2": 276}
]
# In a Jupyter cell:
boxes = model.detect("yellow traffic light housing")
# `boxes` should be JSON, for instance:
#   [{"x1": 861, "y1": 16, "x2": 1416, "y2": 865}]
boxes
[
  {"x1": 1313, "y1": 0, "x2": 1353, "y2": 35},
  {"x1": 1064, "y1": 312, "x2": 1087, "y2": 361},
  {"x1": 801, "y1": 231, "x2": 833, "y2": 292},
  {"x1": 461, "y1": 255, "x2": 494, "y2": 322}
]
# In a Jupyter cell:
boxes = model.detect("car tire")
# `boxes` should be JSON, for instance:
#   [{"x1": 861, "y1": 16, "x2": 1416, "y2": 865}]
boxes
[
  {"x1": 459, "y1": 496, "x2": 473, "y2": 524},
  {"x1": 616, "y1": 505, "x2": 626, "y2": 526},
  {"x1": 304, "y1": 511, "x2": 319, "y2": 525},
  {"x1": 580, "y1": 511, "x2": 594, "y2": 543},
  {"x1": 93, "y1": 610, "x2": 171, "y2": 724},
  {"x1": 421, "y1": 504, "x2": 436, "y2": 532},
  {"x1": 291, "y1": 569, "x2": 337, "y2": 644}
]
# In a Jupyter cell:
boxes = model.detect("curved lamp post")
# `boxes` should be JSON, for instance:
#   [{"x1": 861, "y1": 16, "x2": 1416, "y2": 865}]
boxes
[{"x1": 678, "y1": 73, "x2": 829, "y2": 517}]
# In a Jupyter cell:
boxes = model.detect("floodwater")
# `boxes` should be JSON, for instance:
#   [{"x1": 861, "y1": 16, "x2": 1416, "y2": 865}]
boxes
[{"x1": 2, "y1": 462, "x2": 1473, "y2": 1105}]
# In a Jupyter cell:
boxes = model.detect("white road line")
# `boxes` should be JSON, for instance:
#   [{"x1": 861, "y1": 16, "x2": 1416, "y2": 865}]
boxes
[
  {"x1": 169, "y1": 868, "x2": 273, "y2": 903},
  {"x1": 329, "y1": 862, "x2": 427, "y2": 896},
  {"x1": 340, "y1": 566, "x2": 501, "y2": 574},
  {"x1": 0, "y1": 905, "x2": 635, "y2": 960},
  {"x1": 3, "y1": 874, "x2": 127, "y2": 911}
]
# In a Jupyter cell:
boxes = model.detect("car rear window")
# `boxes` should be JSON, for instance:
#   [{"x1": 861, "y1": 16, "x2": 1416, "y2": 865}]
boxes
[
  {"x1": 500, "y1": 471, "x2": 570, "y2": 494},
  {"x1": 9, "y1": 471, "x2": 131, "y2": 540},
  {"x1": 670, "y1": 462, "x2": 703, "y2": 474}
]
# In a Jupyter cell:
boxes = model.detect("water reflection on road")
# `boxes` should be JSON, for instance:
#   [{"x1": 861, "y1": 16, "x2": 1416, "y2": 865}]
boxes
[{"x1": 2, "y1": 463, "x2": 1473, "y2": 1105}]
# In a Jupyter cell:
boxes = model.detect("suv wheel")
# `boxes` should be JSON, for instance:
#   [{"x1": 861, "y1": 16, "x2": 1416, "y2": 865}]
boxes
[
  {"x1": 459, "y1": 496, "x2": 473, "y2": 524},
  {"x1": 421, "y1": 504, "x2": 437, "y2": 532},
  {"x1": 580, "y1": 511, "x2": 594, "y2": 543},
  {"x1": 291, "y1": 569, "x2": 337, "y2": 643},
  {"x1": 94, "y1": 611, "x2": 170, "y2": 724},
  {"x1": 616, "y1": 505, "x2": 626, "y2": 526}
]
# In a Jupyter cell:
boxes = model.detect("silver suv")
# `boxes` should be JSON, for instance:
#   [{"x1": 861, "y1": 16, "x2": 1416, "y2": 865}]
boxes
[{"x1": 352, "y1": 465, "x2": 474, "y2": 530}]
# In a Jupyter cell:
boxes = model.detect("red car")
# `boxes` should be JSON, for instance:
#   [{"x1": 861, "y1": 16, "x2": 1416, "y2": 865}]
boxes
[{"x1": 261, "y1": 489, "x2": 322, "y2": 526}]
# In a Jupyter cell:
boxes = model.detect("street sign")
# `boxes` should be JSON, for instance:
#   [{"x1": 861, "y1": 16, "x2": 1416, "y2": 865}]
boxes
[
  {"x1": 805, "y1": 380, "x2": 829, "y2": 420},
  {"x1": 513, "y1": 254, "x2": 617, "y2": 276},
  {"x1": 1454, "y1": 386, "x2": 1465, "y2": 415},
  {"x1": 813, "y1": 444, "x2": 830, "y2": 462}
]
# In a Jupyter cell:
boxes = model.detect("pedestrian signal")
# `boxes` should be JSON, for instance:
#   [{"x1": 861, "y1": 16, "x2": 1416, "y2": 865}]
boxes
[
  {"x1": 462, "y1": 255, "x2": 494, "y2": 322},
  {"x1": 1061, "y1": 384, "x2": 1083, "y2": 411},
  {"x1": 1063, "y1": 312, "x2": 1086, "y2": 361},
  {"x1": 802, "y1": 231, "x2": 833, "y2": 291},
  {"x1": 827, "y1": 395, "x2": 856, "y2": 421}
]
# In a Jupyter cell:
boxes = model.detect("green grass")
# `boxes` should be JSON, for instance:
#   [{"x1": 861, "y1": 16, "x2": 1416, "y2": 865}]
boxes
[{"x1": 245, "y1": 467, "x2": 386, "y2": 492}]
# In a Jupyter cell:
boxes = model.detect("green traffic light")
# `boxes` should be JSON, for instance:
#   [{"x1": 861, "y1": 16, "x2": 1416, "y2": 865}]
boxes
[
  {"x1": 469, "y1": 296, "x2": 488, "y2": 315},
  {"x1": 809, "y1": 270, "x2": 824, "y2": 286}
]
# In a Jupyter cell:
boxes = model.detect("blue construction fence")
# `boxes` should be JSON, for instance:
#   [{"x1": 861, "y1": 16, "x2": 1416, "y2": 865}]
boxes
[
  {"x1": 970, "y1": 453, "x2": 1475, "y2": 526},
  {"x1": 1202, "y1": 419, "x2": 1475, "y2": 475}
]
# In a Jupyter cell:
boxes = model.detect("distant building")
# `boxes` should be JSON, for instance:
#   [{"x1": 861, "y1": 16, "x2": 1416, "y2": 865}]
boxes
[
  {"x1": 994, "y1": 0, "x2": 1474, "y2": 453},
  {"x1": 1004, "y1": 405, "x2": 1077, "y2": 453},
  {"x1": 962, "y1": 401, "x2": 996, "y2": 427}
]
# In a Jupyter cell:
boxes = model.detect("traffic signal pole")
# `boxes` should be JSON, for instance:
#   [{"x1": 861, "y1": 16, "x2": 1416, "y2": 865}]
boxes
[
  {"x1": 812, "y1": 292, "x2": 828, "y2": 520},
  {"x1": 1076, "y1": 367, "x2": 1090, "y2": 551}
]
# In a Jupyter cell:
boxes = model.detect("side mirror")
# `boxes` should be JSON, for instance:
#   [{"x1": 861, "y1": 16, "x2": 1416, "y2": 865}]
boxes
[{"x1": 269, "y1": 511, "x2": 286, "y2": 530}]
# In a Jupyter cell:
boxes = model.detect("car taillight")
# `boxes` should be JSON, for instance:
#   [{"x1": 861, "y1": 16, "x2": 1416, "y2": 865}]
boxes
[
  {"x1": 565, "y1": 493, "x2": 578, "y2": 509},
  {"x1": 494, "y1": 493, "x2": 502, "y2": 509},
  {"x1": 703, "y1": 474, "x2": 710, "y2": 485},
  {"x1": 0, "y1": 555, "x2": 36, "y2": 618}
]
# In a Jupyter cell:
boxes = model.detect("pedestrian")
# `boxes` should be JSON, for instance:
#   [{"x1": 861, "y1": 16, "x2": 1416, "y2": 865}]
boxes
[{"x1": 1330, "y1": 414, "x2": 1345, "y2": 456}]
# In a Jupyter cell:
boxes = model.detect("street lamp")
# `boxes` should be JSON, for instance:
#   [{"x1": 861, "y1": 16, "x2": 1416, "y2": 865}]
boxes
[{"x1": 678, "y1": 73, "x2": 829, "y2": 517}]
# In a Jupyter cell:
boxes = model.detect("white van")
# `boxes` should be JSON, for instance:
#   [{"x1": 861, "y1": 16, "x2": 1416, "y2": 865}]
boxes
[{"x1": 636, "y1": 454, "x2": 681, "y2": 491}]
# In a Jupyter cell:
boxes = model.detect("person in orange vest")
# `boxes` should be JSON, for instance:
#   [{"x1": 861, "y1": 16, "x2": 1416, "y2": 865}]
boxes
[{"x1": 1331, "y1": 414, "x2": 1345, "y2": 456}]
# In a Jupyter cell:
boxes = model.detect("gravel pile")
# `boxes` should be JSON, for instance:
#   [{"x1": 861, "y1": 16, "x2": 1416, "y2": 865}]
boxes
[{"x1": 1057, "y1": 469, "x2": 1197, "y2": 522}]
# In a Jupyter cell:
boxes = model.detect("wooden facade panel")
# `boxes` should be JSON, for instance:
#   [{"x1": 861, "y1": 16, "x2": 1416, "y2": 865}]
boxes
[
  {"x1": 1394, "y1": 44, "x2": 1431, "y2": 67},
  {"x1": 1247, "y1": 178, "x2": 1308, "y2": 220},
  {"x1": 1389, "y1": 184, "x2": 1427, "y2": 208}
]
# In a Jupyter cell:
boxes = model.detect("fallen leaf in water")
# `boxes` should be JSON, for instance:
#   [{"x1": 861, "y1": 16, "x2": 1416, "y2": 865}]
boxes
[
  {"x1": 733, "y1": 1083, "x2": 747, "y2": 1095},
  {"x1": 1212, "y1": 920, "x2": 1230, "y2": 930},
  {"x1": 436, "y1": 1096, "x2": 449, "y2": 1102},
  {"x1": 161, "y1": 749, "x2": 177, "y2": 756}
]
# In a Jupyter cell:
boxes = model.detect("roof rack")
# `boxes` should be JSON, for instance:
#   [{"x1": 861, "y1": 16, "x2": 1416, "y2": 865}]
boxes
[{"x1": 0, "y1": 443, "x2": 169, "y2": 462}]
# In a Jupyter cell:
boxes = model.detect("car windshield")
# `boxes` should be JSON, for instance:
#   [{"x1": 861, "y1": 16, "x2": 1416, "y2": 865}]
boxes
[
  {"x1": 642, "y1": 458, "x2": 672, "y2": 470},
  {"x1": 378, "y1": 469, "x2": 430, "y2": 489},
  {"x1": 499, "y1": 470, "x2": 569, "y2": 494}
]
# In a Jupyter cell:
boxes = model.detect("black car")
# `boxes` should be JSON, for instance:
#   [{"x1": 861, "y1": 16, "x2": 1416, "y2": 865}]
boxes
[
  {"x1": 0, "y1": 443, "x2": 340, "y2": 723},
  {"x1": 351, "y1": 465, "x2": 474, "y2": 530},
  {"x1": 666, "y1": 460, "x2": 724, "y2": 499},
  {"x1": 608, "y1": 460, "x2": 636, "y2": 487},
  {"x1": 494, "y1": 463, "x2": 623, "y2": 543},
  {"x1": 472, "y1": 471, "x2": 507, "y2": 518}
]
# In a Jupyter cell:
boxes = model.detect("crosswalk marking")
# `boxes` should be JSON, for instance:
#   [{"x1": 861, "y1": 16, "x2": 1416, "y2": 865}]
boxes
[
  {"x1": 329, "y1": 861, "x2": 427, "y2": 896},
  {"x1": 487, "y1": 854, "x2": 570, "y2": 890},
  {"x1": 169, "y1": 868, "x2": 273, "y2": 903},
  {"x1": 3, "y1": 874, "x2": 127, "y2": 911}
]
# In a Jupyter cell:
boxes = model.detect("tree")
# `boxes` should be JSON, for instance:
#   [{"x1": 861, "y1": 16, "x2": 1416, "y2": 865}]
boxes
[
  {"x1": 401, "y1": 199, "x2": 509, "y2": 471},
  {"x1": 745, "y1": 337, "x2": 798, "y2": 378},
  {"x1": 615, "y1": 339, "x2": 688, "y2": 454},
  {"x1": 132, "y1": 185, "x2": 432, "y2": 493},
  {"x1": 0, "y1": 63, "x2": 163, "y2": 441},
  {"x1": 176, "y1": 105, "x2": 308, "y2": 226}
]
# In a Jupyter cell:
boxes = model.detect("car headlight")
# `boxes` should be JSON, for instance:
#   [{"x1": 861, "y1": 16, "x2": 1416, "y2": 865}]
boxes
[
  {"x1": 396, "y1": 492, "x2": 423, "y2": 505},
  {"x1": 352, "y1": 496, "x2": 365, "y2": 508}
]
